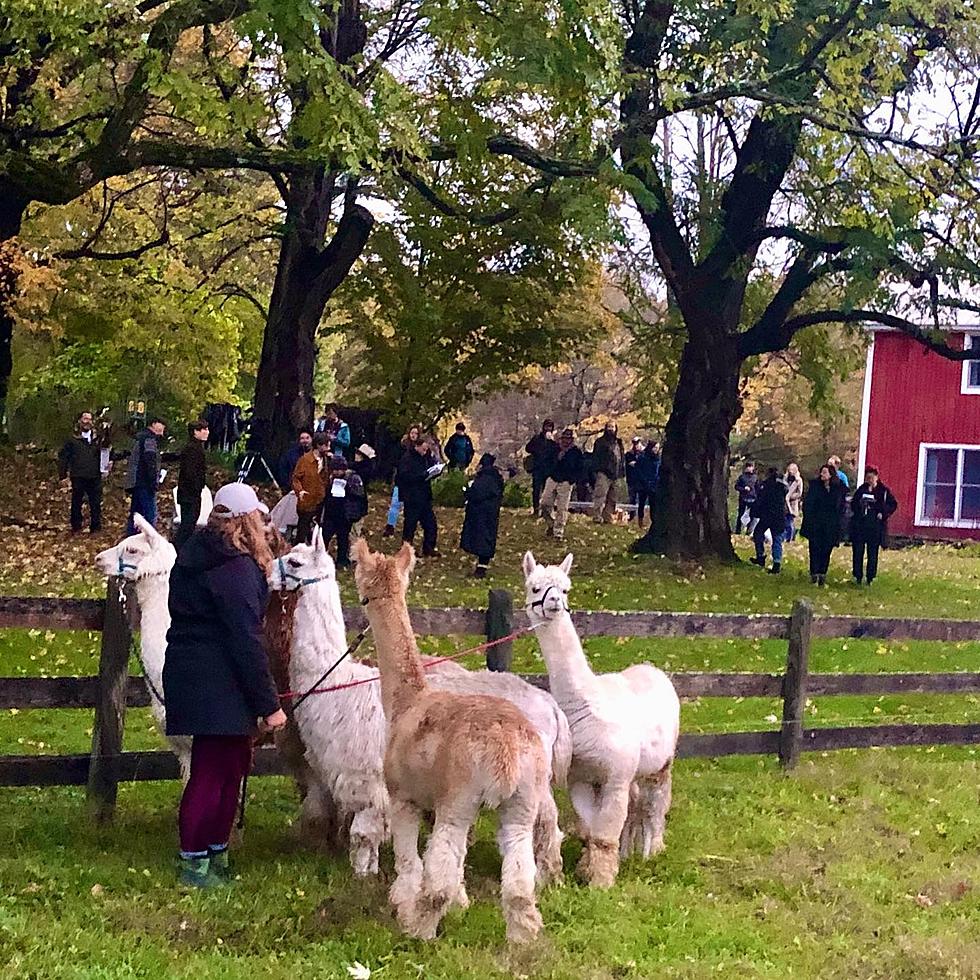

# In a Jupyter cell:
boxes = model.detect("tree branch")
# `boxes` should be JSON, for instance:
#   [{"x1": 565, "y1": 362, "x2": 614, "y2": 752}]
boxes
[{"x1": 55, "y1": 229, "x2": 169, "y2": 261}]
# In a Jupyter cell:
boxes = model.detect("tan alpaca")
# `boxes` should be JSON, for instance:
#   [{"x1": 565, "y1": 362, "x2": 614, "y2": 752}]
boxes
[{"x1": 351, "y1": 540, "x2": 557, "y2": 944}]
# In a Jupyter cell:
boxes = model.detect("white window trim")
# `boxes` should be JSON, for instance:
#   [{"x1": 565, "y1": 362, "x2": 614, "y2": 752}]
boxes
[
  {"x1": 915, "y1": 442, "x2": 980, "y2": 528},
  {"x1": 961, "y1": 333, "x2": 980, "y2": 395}
]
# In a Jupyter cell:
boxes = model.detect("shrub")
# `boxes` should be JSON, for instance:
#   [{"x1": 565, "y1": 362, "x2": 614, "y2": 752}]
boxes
[
  {"x1": 502, "y1": 479, "x2": 531, "y2": 509},
  {"x1": 431, "y1": 468, "x2": 469, "y2": 507}
]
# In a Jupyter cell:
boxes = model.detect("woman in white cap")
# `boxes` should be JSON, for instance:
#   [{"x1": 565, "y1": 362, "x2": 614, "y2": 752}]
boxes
[{"x1": 163, "y1": 483, "x2": 286, "y2": 888}]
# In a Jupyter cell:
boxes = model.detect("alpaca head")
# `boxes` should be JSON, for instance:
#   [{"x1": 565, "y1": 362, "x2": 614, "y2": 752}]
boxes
[
  {"x1": 94, "y1": 515, "x2": 176, "y2": 581},
  {"x1": 351, "y1": 539, "x2": 415, "y2": 604},
  {"x1": 267, "y1": 526, "x2": 337, "y2": 592},
  {"x1": 522, "y1": 551, "x2": 573, "y2": 624}
]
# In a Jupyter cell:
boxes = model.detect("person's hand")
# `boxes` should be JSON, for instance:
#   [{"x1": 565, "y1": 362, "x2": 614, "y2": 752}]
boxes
[{"x1": 260, "y1": 708, "x2": 287, "y2": 733}]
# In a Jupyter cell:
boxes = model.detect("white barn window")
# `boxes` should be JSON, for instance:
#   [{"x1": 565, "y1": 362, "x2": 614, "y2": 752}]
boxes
[
  {"x1": 916, "y1": 444, "x2": 980, "y2": 527},
  {"x1": 962, "y1": 334, "x2": 980, "y2": 394}
]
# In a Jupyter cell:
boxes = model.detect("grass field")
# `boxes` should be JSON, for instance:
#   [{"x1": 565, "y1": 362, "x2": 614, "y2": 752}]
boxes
[{"x1": 1, "y1": 452, "x2": 980, "y2": 977}]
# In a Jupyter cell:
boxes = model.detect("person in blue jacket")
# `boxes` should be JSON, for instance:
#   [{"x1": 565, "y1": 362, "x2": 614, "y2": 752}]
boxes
[
  {"x1": 444, "y1": 423, "x2": 476, "y2": 470},
  {"x1": 633, "y1": 440, "x2": 661, "y2": 528},
  {"x1": 163, "y1": 483, "x2": 286, "y2": 888}
]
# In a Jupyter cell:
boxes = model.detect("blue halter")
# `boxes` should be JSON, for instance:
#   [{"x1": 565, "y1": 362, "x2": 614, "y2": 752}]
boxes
[
  {"x1": 117, "y1": 554, "x2": 139, "y2": 576},
  {"x1": 277, "y1": 556, "x2": 330, "y2": 589}
]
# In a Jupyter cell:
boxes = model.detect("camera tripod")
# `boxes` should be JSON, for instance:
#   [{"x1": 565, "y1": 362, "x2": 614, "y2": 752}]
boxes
[{"x1": 236, "y1": 452, "x2": 280, "y2": 489}]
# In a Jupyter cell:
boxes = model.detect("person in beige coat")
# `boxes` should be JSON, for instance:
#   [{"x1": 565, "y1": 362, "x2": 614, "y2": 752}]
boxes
[{"x1": 784, "y1": 462, "x2": 804, "y2": 542}]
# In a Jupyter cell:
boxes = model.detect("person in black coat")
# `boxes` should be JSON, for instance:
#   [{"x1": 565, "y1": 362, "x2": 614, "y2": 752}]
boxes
[
  {"x1": 320, "y1": 454, "x2": 367, "y2": 569},
  {"x1": 525, "y1": 420, "x2": 558, "y2": 514},
  {"x1": 174, "y1": 420, "x2": 210, "y2": 552},
  {"x1": 163, "y1": 483, "x2": 285, "y2": 888},
  {"x1": 800, "y1": 464, "x2": 846, "y2": 586},
  {"x1": 397, "y1": 437, "x2": 440, "y2": 557},
  {"x1": 460, "y1": 453, "x2": 505, "y2": 578},
  {"x1": 58, "y1": 410, "x2": 103, "y2": 533},
  {"x1": 849, "y1": 466, "x2": 898, "y2": 585},
  {"x1": 750, "y1": 467, "x2": 789, "y2": 573}
]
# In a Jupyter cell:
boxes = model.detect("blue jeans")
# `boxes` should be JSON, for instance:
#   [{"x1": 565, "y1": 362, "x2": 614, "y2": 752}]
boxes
[
  {"x1": 784, "y1": 514, "x2": 796, "y2": 541},
  {"x1": 753, "y1": 523, "x2": 783, "y2": 564},
  {"x1": 127, "y1": 486, "x2": 157, "y2": 536},
  {"x1": 386, "y1": 486, "x2": 402, "y2": 528}
]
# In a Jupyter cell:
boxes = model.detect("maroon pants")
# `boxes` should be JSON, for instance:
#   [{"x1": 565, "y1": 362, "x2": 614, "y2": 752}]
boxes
[{"x1": 178, "y1": 735, "x2": 252, "y2": 855}]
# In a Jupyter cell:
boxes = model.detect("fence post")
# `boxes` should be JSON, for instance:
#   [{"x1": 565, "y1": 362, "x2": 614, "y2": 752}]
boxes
[
  {"x1": 778, "y1": 598, "x2": 813, "y2": 769},
  {"x1": 87, "y1": 577, "x2": 133, "y2": 823},
  {"x1": 485, "y1": 589, "x2": 514, "y2": 673}
]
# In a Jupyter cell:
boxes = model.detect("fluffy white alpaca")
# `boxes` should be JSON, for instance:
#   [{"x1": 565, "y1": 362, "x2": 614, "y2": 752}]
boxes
[
  {"x1": 522, "y1": 551, "x2": 680, "y2": 888},
  {"x1": 269, "y1": 531, "x2": 570, "y2": 880},
  {"x1": 94, "y1": 515, "x2": 192, "y2": 782}
]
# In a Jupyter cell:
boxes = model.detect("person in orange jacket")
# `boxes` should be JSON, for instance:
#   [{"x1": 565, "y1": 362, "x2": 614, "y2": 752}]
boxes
[{"x1": 291, "y1": 432, "x2": 330, "y2": 543}]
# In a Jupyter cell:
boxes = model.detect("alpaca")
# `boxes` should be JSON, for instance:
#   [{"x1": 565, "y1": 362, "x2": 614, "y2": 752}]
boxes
[
  {"x1": 268, "y1": 531, "x2": 568, "y2": 882},
  {"x1": 94, "y1": 515, "x2": 191, "y2": 781},
  {"x1": 522, "y1": 551, "x2": 680, "y2": 888},
  {"x1": 351, "y1": 539, "x2": 555, "y2": 943}
]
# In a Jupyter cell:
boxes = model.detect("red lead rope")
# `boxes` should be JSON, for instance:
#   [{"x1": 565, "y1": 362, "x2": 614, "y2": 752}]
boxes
[{"x1": 278, "y1": 624, "x2": 537, "y2": 700}]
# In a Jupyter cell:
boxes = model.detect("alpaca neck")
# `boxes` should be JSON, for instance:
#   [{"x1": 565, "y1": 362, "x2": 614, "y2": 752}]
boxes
[
  {"x1": 536, "y1": 611, "x2": 598, "y2": 703},
  {"x1": 291, "y1": 580, "x2": 355, "y2": 688},
  {"x1": 133, "y1": 574, "x2": 170, "y2": 683},
  {"x1": 361, "y1": 595, "x2": 426, "y2": 721}
]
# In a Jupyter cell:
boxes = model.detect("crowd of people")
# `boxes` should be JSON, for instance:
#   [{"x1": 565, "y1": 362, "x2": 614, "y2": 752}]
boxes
[
  {"x1": 737, "y1": 456, "x2": 898, "y2": 586},
  {"x1": 58, "y1": 405, "x2": 898, "y2": 586}
]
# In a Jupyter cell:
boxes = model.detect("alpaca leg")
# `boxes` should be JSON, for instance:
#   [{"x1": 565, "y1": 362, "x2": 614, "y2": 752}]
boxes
[
  {"x1": 349, "y1": 804, "x2": 386, "y2": 877},
  {"x1": 389, "y1": 798, "x2": 423, "y2": 932},
  {"x1": 569, "y1": 781, "x2": 599, "y2": 879},
  {"x1": 642, "y1": 763, "x2": 673, "y2": 858},
  {"x1": 498, "y1": 793, "x2": 544, "y2": 945},
  {"x1": 620, "y1": 780, "x2": 641, "y2": 859},
  {"x1": 583, "y1": 780, "x2": 630, "y2": 888},
  {"x1": 299, "y1": 782, "x2": 341, "y2": 852},
  {"x1": 533, "y1": 790, "x2": 564, "y2": 888},
  {"x1": 416, "y1": 810, "x2": 474, "y2": 939}
]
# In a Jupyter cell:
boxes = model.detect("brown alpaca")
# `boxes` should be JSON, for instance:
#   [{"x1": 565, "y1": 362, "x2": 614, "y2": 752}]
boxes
[{"x1": 351, "y1": 540, "x2": 556, "y2": 944}]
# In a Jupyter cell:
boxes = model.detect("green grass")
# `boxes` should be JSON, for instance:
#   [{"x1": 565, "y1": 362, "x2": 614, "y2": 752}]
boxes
[{"x1": 2, "y1": 491, "x2": 980, "y2": 977}]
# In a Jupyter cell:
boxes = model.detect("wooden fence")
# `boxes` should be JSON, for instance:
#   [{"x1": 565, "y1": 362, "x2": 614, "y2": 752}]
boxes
[{"x1": 2, "y1": 588, "x2": 980, "y2": 822}]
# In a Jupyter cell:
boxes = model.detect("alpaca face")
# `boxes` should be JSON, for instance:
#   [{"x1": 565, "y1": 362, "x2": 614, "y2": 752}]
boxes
[
  {"x1": 352, "y1": 539, "x2": 415, "y2": 603},
  {"x1": 268, "y1": 528, "x2": 337, "y2": 591},
  {"x1": 94, "y1": 515, "x2": 176, "y2": 580},
  {"x1": 521, "y1": 551, "x2": 573, "y2": 623}
]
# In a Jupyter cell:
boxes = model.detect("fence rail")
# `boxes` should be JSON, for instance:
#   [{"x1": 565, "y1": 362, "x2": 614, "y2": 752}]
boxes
[{"x1": 2, "y1": 592, "x2": 980, "y2": 820}]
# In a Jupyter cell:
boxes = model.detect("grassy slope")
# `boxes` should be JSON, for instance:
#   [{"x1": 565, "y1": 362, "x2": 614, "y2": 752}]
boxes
[{"x1": 1, "y1": 451, "x2": 980, "y2": 977}]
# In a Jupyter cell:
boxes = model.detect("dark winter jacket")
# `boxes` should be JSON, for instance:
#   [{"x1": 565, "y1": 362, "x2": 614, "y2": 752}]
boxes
[
  {"x1": 352, "y1": 456, "x2": 374, "y2": 486},
  {"x1": 735, "y1": 471, "x2": 758, "y2": 505},
  {"x1": 634, "y1": 448, "x2": 661, "y2": 491},
  {"x1": 549, "y1": 445, "x2": 585, "y2": 485},
  {"x1": 751, "y1": 476, "x2": 789, "y2": 530},
  {"x1": 624, "y1": 448, "x2": 642, "y2": 489},
  {"x1": 850, "y1": 481, "x2": 898, "y2": 542},
  {"x1": 277, "y1": 444, "x2": 309, "y2": 488},
  {"x1": 460, "y1": 465, "x2": 504, "y2": 559},
  {"x1": 125, "y1": 428, "x2": 162, "y2": 493},
  {"x1": 444, "y1": 433, "x2": 475, "y2": 469},
  {"x1": 396, "y1": 449, "x2": 434, "y2": 508},
  {"x1": 58, "y1": 433, "x2": 102, "y2": 481},
  {"x1": 163, "y1": 529, "x2": 280, "y2": 736},
  {"x1": 322, "y1": 471, "x2": 368, "y2": 524},
  {"x1": 525, "y1": 432, "x2": 559, "y2": 476},
  {"x1": 801, "y1": 478, "x2": 846, "y2": 547},
  {"x1": 177, "y1": 439, "x2": 207, "y2": 502},
  {"x1": 592, "y1": 433, "x2": 625, "y2": 480}
]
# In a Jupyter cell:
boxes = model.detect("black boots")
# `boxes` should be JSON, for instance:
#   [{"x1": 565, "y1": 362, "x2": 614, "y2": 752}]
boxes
[{"x1": 768, "y1": 562, "x2": 781, "y2": 575}]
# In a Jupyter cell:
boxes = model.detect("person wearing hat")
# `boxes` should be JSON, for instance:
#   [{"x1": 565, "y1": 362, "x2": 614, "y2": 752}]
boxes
[
  {"x1": 540, "y1": 428, "x2": 584, "y2": 541},
  {"x1": 352, "y1": 443, "x2": 376, "y2": 485},
  {"x1": 163, "y1": 483, "x2": 285, "y2": 888},
  {"x1": 319, "y1": 454, "x2": 366, "y2": 569},
  {"x1": 460, "y1": 453, "x2": 505, "y2": 578}
]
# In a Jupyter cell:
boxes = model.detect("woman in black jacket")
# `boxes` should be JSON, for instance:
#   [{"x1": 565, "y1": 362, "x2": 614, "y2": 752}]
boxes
[
  {"x1": 460, "y1": 454, "x2": 505, "y2": 578},
  {"x1": 801, "y1": 464, "x2": 846, "y2": 586},
  {"x1": 164, "y1": 483, "x2": 285, "y2": 888},
  {"x1": 174, "y1": 419, "x2": 210, "y2": 551},
  {"x1": 396, "y1": 437, "x2": 440, "y2": 557}
]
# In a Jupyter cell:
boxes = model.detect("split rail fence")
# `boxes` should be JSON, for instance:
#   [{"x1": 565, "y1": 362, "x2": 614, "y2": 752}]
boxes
[{"x1": 1, "y1": 585, "x2": 980, "y2": 822}]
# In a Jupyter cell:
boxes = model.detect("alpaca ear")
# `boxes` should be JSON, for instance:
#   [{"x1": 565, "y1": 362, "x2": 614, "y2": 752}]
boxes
[
  {"x1": 133, "y1": 513, "x2": 160, "y2": 542},
  {"x1": 559, "y1": 553, "x2": 574, "y2": 575},
  {"x1": 312, "y1": 525, "x2": 324, "y2": 553},
  {"x1": 522, "y1": 551, "x2": 537, "y2": 578},
  {"x1": 395, "y1": 542, "x2": 416, "y2": 577},
  {"x1": 351, "y1": 537, "x2": 370, "y2": 566}
]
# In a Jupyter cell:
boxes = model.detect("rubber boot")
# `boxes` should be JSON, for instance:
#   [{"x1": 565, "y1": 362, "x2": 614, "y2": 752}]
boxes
[
  {"x1": 208, "y1": 845, "x2": 233, "y2": 882},
  {"x1": 768, "y1": 562, "x2": 781, "y2": 575},
  {"x1": 178, "y1": 854, "x2": 223, "y2": 889},
  {"x1": 472, "y1": 564, "x2": 488, "y2": 579}
]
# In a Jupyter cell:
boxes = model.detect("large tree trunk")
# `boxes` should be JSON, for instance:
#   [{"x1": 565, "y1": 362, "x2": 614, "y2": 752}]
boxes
[
  {"x1": 634, "y1": 324, "x2": 743, "y2": 561},
  {"x1": 251, "y1": 177, "x2": 373, "y2": 463},
  {"x1": 0, "y1": 187, "x2": 29, "y2": 437}
]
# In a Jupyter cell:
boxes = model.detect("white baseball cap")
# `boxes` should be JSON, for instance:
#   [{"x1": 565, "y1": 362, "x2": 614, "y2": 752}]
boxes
[{"x1": 212, "y1": 483, "x2": 269, "y2": 517}]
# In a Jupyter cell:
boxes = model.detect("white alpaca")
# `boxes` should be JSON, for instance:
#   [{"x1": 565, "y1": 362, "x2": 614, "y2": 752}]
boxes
[
  {"x1": 269, "y1": 531, "x2": 571, "y2": 880},
  {"x1": 522, "y1": 551, "x2": 680, "y2": 888},
  {"x1": 94, "y1": 515, "x2": 192, "y2": 782}
]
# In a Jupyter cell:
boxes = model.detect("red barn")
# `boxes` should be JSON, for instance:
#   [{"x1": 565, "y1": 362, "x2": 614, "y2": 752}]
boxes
[{"x1": 858, "y1": 325, "x2": 980, "y2": 541}]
